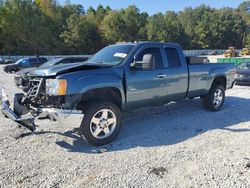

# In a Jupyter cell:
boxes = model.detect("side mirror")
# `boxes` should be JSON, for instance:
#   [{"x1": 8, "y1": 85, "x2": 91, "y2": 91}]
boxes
[{"x1": 131, "y1": 54, "x2": 154, "y2": 70}]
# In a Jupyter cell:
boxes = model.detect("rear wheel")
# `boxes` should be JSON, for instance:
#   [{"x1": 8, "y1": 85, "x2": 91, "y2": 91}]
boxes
[
  {"x1": 203, "y1": 84, "x2": 225, "y2": 111},
  {"x1": 79, "y1": 102, "x2": 122, "y2": 146}
]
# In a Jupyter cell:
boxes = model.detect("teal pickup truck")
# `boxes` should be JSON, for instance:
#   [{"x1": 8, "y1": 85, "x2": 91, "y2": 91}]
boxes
[{"x1": 0, "y1": 42, "x2": 235, "y2": 145}]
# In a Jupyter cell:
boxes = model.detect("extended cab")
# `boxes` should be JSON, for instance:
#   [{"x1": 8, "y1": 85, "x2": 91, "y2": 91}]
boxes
[{"x1": 0, "y1": 42, "x2": 235, "y2": 145}]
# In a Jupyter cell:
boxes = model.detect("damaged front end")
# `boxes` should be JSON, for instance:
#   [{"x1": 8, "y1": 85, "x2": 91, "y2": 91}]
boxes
[
  {"x1": 0, "y1": 77, "x2": 84, "y2": 136},
  {"x1": 0, "y1": 85, "x2": 35, "y2": 131}
]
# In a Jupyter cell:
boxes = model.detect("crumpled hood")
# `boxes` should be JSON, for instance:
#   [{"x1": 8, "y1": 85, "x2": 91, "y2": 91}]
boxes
[
  {"x1": 28, "y1": 62, "x2": 112, "y2": 77},
  {"x1": 15, "y1": 68, "x2": 36, "y2": 76}
]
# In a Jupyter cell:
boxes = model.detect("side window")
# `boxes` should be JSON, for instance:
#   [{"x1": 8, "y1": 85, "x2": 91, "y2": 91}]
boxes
[
  {"x1": 21, "y1": 59, "x2": 30, "y2": 66},
  {"x1": 38, "y1": 58, "x2": 47, "y2": 63},
  {"x1": 29, "y1": 58, "x2": 38, "y2": 64},
  {"x1": 165, "y1": 48, "x2": 181, "y2": 68},
  {"x1": 72, "y1": 58, "x2": 86, "y2": 63},
  {"x1": 71, "y1": 58, "x2": 81, "y2": 63},
  {"x1": 60, "y1": 59, "x2": 71, "y2": 64},
  {"x1": 136, "y1": 48, "x2": 164, "y2": 70}
]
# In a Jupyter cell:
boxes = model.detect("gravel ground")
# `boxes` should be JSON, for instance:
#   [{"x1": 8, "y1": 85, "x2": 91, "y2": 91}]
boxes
[{"x1": 0, "y1": 65, "x2": 250, "y2": 188}]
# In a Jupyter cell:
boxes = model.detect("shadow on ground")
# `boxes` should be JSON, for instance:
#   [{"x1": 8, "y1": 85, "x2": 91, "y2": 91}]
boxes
[{"x1": 20, "y1": 96, "x2": 250, "y2": 153}]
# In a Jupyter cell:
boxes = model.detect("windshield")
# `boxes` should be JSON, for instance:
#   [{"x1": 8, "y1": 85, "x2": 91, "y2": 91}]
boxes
[
  {"x1": 15, "y1": 58, "x2": 29, "y2": 66},
  {"x1": 86, "y1": 44, "x2": 134, "y2": 66},
  {"x1": 15, "y1": 59, "x2": 25, "y2": 64},
  {"x1": 238, "y1": 62, "x2": 250, "y2": 70},
  {"x1": 39, "y1": 58, "x2": 63, "y2": 68}
]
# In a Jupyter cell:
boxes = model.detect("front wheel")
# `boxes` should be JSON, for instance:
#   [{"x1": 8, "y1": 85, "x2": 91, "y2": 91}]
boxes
[
  {"x1": 79, "y1": 102, "x2": 122, "y2": 146},
  {"x1": 203, "y1": 84, "x2": 225, "y2": 111}
]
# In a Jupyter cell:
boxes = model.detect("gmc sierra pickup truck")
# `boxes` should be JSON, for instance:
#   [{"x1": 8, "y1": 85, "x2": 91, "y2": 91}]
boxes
[{"x1": 0, "y1": 42, "x2": 235, "y2": 145}]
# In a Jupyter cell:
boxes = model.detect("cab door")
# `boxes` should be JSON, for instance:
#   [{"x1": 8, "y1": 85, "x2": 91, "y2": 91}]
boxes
[{"x1": 125, "y1": 45, "x2": 169, "y2": 109}]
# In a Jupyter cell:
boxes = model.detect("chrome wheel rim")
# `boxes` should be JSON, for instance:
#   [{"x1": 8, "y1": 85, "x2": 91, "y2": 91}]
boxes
[
  {"x1": 213, "y1": 89, "x2": 223, "y2": 108},
  {"x1": 90, "y1": 109, "x2": 117, "y2": 139}
]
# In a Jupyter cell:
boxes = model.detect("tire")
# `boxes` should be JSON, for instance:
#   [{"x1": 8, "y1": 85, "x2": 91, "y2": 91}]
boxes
[
  {"x1": 3, "y1": 67, "x2": 9, "y2": 73},
  {"x1": 203, "y1": 84, "x2": 225, "y2": 111},
  {"x1": 79, "y1": 102, "x2": 122, "y2": 146}
]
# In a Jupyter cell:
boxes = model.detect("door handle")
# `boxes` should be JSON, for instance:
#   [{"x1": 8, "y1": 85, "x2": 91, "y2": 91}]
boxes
[{"x1": 157, "y1": 74, "x2": 167, "y2": 78}]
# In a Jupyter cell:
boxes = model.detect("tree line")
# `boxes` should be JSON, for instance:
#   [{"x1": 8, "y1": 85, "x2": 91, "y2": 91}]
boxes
[{"x1": 0, "y1": 0, "x2": 250, "y2": 55}]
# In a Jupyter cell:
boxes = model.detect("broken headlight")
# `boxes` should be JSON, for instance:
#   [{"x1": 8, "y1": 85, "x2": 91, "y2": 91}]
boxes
[{"x1": 46, "y1": 79, "x2": 67, "y2": 96}]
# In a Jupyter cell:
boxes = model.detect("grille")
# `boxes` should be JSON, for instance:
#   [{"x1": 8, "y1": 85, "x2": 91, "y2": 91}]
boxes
[{"x1": 26, "y1": 77, "x2": 44, "y2": 101}]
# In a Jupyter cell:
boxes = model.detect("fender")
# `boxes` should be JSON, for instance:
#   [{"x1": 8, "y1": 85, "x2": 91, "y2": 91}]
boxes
[
  {"x1": 57, "y1": 67, "x2": 126, "y2": 110},
  {"x1": 206, "y1": 66, "x2": 229, "y2": 91}
]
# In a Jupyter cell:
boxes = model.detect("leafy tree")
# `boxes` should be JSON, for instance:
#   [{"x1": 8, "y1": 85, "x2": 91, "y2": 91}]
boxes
[
  {"x1": 146, "y1": 11, "x2": 187, "y2": 46},
  {"x1": 0, "y1": 1, "x2": 249, "y2": 54},
  {"x1": 101, "y1": 11, "x2": 126, "y2": 43},
  {"x1": 238, "y1": 1, "x2": 250, "y2": 46},
  {"x1": 60, "y1": 14, "x2": 101, "y2": 54},
  {"x1": 121, "y1": 5, "x2": 148, "y2": 41},
  {"x1": 146, "y1": 13, "x2": 166, "y2": 41}
]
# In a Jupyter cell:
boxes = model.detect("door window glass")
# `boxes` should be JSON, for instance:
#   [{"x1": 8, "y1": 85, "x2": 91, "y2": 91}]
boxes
[
  {"x1": 21, "y1": 59, "x2": 30, "y2": 66},
  {"x1": 136, "y1": 48, "x2": 164, "y2": 70},
  {"x1": 165, "y1": 48, "x2": 181, "y2": 68}
]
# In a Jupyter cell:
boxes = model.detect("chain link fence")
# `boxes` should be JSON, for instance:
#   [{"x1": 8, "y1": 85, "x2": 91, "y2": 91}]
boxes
[{"x1": 0, "y1": 49, "x2": 242, "y2": 62}]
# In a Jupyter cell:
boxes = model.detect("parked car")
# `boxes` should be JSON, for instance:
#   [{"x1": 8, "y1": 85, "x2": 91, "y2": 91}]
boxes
[
  {"x1": 3, "y1": 57, "x2": 48, "y2": 73},
  {"x1": 14, "y1": 56, "x2": 89, "y2": 90},
  {"x1": 0, "y1": 57, "x2": 14, "y2": 64},
  {"x1": 235, "y1": 62, "x2": 250, "y2": 85},
  {"x1": 0, "y1": 42, "x2": 235, "y2": 146},
  {"x1": 4, "y1": 58, "x2": 15, "y2": 64}
]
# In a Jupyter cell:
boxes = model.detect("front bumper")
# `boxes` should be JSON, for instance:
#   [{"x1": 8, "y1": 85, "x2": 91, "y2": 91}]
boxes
[
  {"x1": 37, "y1": 108, "x2": 84, "y2": 129},
  {"x1": 0, "y1": 85, "x2": 84, "y2": 131}
]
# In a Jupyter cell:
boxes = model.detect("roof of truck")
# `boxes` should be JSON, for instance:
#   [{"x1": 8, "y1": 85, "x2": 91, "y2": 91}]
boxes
[{"x1": 114, "y1": 41, "x2": 181, "y2": 47}]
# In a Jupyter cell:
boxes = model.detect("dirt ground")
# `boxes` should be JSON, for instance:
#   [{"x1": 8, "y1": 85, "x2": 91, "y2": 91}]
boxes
[{"x1": 0, "y1": 65, "x2": 250, "y2": 188}]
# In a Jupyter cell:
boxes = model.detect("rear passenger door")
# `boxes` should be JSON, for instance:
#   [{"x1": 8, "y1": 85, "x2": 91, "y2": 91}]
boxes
[{"x1": 163, "y1": 46, "x2": 189, "y2": 101}]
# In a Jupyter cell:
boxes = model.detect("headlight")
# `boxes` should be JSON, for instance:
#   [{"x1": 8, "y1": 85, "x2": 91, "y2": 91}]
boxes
[{"x1": 46, "y1": 79, "x2": 67, "y2": 96}]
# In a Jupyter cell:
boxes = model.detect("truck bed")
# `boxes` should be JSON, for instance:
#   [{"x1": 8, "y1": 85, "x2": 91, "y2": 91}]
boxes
[{"x1": 187, "y1": 63, "x2": 235, "y2": 98}]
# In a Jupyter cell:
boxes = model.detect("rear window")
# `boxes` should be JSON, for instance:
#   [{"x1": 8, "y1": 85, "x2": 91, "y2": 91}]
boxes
[{"x1": 165, "y1": 48, "x2": 181, "y2": 68}]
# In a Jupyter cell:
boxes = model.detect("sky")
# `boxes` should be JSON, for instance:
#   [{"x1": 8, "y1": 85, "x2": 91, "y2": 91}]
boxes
[{"x1": 59, "y1": 0, "x2": 245, "y2": 15}]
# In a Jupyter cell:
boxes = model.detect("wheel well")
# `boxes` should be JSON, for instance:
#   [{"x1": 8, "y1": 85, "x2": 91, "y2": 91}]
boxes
[
  {"x1": 213, "y1": 76, "x2": 227, "y2": 89},
  {"x1": 78, "y1": 87, "x2": 122, "y2": 109}
]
